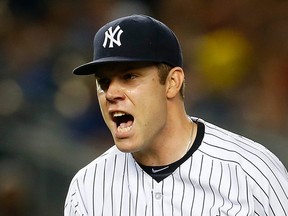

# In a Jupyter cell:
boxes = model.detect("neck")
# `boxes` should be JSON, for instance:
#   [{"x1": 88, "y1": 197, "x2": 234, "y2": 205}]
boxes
[{"x1": 133, "y1": 114, "x2": 197, "y2": 166}]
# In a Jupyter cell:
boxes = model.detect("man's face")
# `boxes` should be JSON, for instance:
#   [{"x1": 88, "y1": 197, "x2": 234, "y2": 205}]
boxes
[{"x1": 95, "y1": 62, "x2": 169, "y2": 153}]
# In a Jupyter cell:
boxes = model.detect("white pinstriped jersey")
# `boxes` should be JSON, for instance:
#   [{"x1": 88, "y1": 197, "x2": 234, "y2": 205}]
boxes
[{"x1": 64, "y1": 118, "x2": 288, "y2": 216}]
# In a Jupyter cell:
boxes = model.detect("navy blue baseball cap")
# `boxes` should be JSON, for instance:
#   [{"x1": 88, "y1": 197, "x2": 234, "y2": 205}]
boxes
[{"x1": 73, "y1": 14, "x2": 183, "y2": 75}]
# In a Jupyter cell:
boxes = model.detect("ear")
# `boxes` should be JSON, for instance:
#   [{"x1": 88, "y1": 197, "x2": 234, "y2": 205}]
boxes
[{"x1": 166, "y1": 67, "x2": 184, "y2": 99}]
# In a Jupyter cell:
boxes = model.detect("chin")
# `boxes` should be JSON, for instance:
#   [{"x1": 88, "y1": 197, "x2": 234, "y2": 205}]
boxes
[{"x1": 114, "y1": 140, "x2": 139, "y2": 153}]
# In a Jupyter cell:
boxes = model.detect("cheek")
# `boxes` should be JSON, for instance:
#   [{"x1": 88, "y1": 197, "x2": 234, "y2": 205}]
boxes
[
  {"x1": 139, "y1": 87, "x2": 167, "y2": 118},
  {"x1": 97, "y1": 95, "x2": 109, "y2": 119}
]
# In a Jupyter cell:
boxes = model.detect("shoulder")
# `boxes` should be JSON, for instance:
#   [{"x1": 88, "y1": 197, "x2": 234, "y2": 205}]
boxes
[
  {"x1": 196, "y1": 119, "x2": 288, "y2": 214},
  {"x1": 195, "y1": 118, "x2": 287, "y2": 175},
  {"x1": 72, "y1": 145, "x2": 126, "y2": 181},
  {"x1": 198, "y1": 118, "x2": 288, "y2": 181},
  {"x1": 200, "y1": 119, "x2": 275, "y2": 161},
  {"x1": 64, "y1": 145, "x2": 129, "y2": 214}
]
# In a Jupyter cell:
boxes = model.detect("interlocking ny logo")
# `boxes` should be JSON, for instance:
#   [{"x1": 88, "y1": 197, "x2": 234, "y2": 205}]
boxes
[{"x1": 103, "y1": 25, "x2": 123, "y2": 48}]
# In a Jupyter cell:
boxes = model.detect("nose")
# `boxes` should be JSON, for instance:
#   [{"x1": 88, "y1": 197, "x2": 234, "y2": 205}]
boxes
[{"x1": 105, "y1": 79, "x2": 125, "y2": 103}]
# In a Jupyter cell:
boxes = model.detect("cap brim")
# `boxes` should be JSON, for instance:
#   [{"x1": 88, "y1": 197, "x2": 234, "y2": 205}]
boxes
[
  {"x1": 73, "y1": 57, "x2": 163, "y2": 75},
  {"x1": 73, "y1": 61, "x2": 100, "y2": 75}
]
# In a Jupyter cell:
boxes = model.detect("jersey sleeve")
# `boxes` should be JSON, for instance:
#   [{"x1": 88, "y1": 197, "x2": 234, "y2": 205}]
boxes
[
  {"x1": 246, "y1": 147, "x2": 288, "y2": 215},
  {"x1": 64, "y1": 169, "x2": 88, "y2": 216}
]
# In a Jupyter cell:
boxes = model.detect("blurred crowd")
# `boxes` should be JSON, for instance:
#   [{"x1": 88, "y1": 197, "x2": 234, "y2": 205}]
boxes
[{"x1": 0, "y1": 0, "x2": 287, "y2": 215}]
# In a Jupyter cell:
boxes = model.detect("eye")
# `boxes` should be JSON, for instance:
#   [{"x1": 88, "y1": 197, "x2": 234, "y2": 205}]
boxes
[
  {"x1": 123, "y1": 73, "x2": 137, "y2": 80},
  {"x1": 96, "y1": 77, "x2": 110, "y2": 92}
]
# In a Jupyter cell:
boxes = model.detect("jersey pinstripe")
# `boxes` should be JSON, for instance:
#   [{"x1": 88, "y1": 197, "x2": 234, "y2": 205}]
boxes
[{"x1": 64, "y1": 118, "x2": 288, "y2": 216}]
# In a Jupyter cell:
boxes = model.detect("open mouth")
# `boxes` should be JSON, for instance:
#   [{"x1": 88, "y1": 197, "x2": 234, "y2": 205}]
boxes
[{"x1": 112, "y1": 112, "x2": 134, "y2": 133}]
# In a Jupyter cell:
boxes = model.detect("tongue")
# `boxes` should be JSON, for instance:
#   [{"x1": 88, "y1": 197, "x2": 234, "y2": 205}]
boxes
[{"x1": 118, "y1": 120, "x2": 133, "y2": 129}]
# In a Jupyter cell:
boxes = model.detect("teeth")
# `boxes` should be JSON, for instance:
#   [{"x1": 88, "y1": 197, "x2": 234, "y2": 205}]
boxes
[
  {"x1": 117, "y1": 125, "x2": 132, "y2": 133},
  {"x1": 113, "y1": 112, "x2": 126, "y2": 117}
]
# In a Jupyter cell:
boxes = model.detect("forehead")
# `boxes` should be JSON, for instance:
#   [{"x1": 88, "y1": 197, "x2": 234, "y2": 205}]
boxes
[{"x1": 94, "y1": 62, "x2": 157, "y2": 78}]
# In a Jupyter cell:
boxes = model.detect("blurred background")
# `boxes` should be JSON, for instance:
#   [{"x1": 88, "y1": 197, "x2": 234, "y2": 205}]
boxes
[{"x1": 0, "y1": 0, "x2": 287, "y2": 215}]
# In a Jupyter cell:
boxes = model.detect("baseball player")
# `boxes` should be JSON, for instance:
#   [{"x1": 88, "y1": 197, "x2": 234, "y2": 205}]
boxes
[{"x1": 64, "y1": 15, "x2": 288, "y2": 216}]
